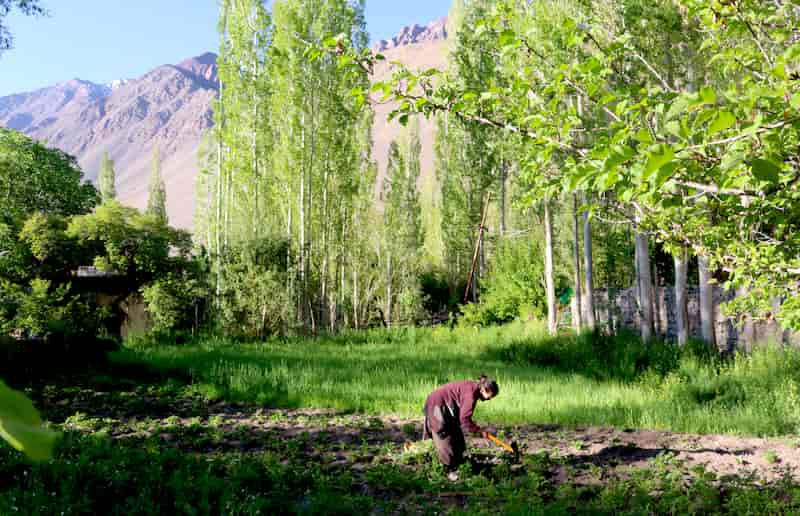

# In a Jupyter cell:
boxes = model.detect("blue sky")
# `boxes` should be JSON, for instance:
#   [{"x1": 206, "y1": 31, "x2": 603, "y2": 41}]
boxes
[{"x1": 0, "y1": 0, "x2": 451, "y2": 97}]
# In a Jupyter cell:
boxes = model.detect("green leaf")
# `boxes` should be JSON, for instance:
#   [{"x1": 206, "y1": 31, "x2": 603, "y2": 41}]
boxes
[
  {"x1": 791, "y1": 91, "x2": 800, "y2": 110},
  {"x1": 644, "y1": 145, "x2": 675, "y2": 179},
  {"x1": 699, "y1": 87, "x2": 717, "y2": 105},
  {"x1": 0, "y1": 381, "x2": 59, "y2": 461},
  {"x1": 654, "y1": 162, "x2": 678, "y2": 189},
  {"x1": 665, "y1": 121, "x2": 683, "y2": 140},
  {"x1": 750, "y1": 159, "x2": 781, "y2": 184},
  {"x1": 498, "y1": 29, "x2": 516, "y2": 48},
  {"x1": 634, "y1": 129, "x2": 653, "y2": 144},
  {"x1": 665, "y1": 97, "x2": 688, "y2": 121},
  {"x1": 708, "y1": 111, "x2": 736, "y2": 135}
]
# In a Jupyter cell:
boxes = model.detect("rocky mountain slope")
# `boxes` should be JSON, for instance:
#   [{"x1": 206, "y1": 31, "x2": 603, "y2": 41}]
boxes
[{"x1": 0, "y1": 21, "x2": 448, "y2": 229}]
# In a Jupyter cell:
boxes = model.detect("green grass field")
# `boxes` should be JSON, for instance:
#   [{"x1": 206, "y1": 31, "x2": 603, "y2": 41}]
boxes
[
  {"x1": 6, "y1": 322, "x2": 800, "y2": 514},
  {"x1": 117, "y1": 321, "x2": 800, "y2": 437}
]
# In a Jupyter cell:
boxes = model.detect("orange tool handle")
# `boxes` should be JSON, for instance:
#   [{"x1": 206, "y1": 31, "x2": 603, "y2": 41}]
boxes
[{"x1": 485, "y1": 433, "x2": 515, "y2": 453}]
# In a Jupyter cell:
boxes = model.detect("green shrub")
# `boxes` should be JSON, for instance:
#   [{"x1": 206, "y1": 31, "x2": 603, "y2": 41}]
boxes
[
  {"x1": 141, "y1": 271, "x2": 206, "y2": 334},
  {"x1": 214, "y1": 237, "x2": 296, "y2": 338},
  {"x1": 459, "y1": 238, "x2": 549, "y2": 327}
]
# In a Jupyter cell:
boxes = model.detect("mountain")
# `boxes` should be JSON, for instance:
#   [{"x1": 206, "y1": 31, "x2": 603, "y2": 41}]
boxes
[
  {"x1": 373, "y1": 17, "x2": 448, "y2": 51},
  {"x1": 0, "y1": 22, "x2": 448, "y2": 230},
  {"x1": 0, "y1": 53, "x2": 218, "y2": 229},
  {"x1": 371, "y1": 21, "x2": 448, "y2": 197}
]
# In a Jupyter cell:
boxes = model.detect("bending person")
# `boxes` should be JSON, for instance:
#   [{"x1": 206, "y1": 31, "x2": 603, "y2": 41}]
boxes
[{"x1": 422, "y1": 375, "x2": 499, "y2": 477}]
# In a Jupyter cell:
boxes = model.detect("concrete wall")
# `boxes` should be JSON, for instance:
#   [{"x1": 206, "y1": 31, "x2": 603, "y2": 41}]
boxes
[{"x1": 593, "y1": 286, "x2": 799, "y2": 352}]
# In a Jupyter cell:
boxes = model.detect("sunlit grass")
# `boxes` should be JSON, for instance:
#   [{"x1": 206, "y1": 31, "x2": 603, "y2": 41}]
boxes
[{"x1": 116, "y1": 321, "x2": 800, "y2": 436}]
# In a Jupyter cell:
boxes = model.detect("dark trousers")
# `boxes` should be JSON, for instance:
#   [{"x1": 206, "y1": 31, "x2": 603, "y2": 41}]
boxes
[{"x1": 423, "y1": 403, "x2": 466, "y2": 470}]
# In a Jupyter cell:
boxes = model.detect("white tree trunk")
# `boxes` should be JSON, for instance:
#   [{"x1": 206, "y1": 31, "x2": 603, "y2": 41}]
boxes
[
  {"x1": 572, "y1": 193, "x2": 583, "y2": 332},
  {"x1": 544, "y1": 199, "x2": 557, "y2": 335},
  {"x1": 635, "y1": 231, "x2": 653, "y2": 342},
  {"x1": 698, "y1": 255, "x2": 716, "y2": 348},
  {"x1": 582, "y1": 192, "x2": 596, "y2": 330},
  {"x1": 499, "y1": 161, "x2": 506, "y2": 236},
  {"x1": 674, "y1": 247, "x2": 689, "y2": 346}
]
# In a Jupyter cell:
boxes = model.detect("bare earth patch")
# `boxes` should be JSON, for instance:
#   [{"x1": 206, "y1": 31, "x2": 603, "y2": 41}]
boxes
[{"x1": 42, "y1": 385, "x2": 800, "y2": 487}]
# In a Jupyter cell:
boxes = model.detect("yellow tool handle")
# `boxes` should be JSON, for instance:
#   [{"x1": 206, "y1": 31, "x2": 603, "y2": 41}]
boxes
[{"x1": 485, "y1": 433, "x2": 515, "y2": 453}]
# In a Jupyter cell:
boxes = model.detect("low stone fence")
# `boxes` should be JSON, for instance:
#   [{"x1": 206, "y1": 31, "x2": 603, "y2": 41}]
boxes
[{"x1": 592, "y1": 286, "x2": 799, "y2": 352}]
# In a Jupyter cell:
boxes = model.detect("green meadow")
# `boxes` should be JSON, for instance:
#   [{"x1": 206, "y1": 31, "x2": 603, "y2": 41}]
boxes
[{"x1": 118, "y1": 322, "x2": 800, "y2": 437}]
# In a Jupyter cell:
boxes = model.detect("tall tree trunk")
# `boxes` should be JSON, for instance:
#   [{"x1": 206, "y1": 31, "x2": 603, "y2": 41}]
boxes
[
  {"x1": 353, "y1": 262, "x2": 359, "y2": 330},
  {"x1": 321, "y1": 163, "x2": 329, "y2": 332},
  {"x1": 581, "y1": 192, "x2": 595, "y2": 330},
  {"x1": 572, "y1": 193, "x2": 583, "y2": 332},
  {"x1": 386, "y1": 252, "x2": 392, "y2": 327},
  {"x1": 635, "y1": 231, "x2": 653, "y2": 342},
  {"x1": 478, "y1": 226, "x2": 485, "y2": 299},
  {"x1": 737, "y1": 285, "x2": 754, "y2": 352},
  {"x1": 674, "y1": 246, "x2": 689, "y2": 346},
  {"x1": 299, "y1": 118, "x2": 306, "y2": 326},
  {"x1": 214, "y1": 5, "x2": 227, "y2": 301},
  {"x1": 544, "y1": 199, "x2": 557, "y2": 336},
  {"x1": 499, "y1": 161, "x2": 506, "y2": 237},
  {"x1": 652, "y1": 261, "x2": 661, "y2": 337},
  {"x1": 215, "y1": 150, "x2": 223, "y2": 301},
  {"x1": 251, "y1": 26, "x2": 260, "y2": 239},
  {"x1": 698, "y1": 255, "x2": 716, "y2": 348}
]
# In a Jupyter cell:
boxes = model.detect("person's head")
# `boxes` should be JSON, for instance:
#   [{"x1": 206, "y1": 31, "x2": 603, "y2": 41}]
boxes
[{"x1": 477, "y1": 374, "x2": 499, "y2": 401}]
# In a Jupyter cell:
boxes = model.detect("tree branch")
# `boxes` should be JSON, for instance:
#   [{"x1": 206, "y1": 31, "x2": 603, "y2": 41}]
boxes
[
  {"x1": 681, "y1": 120, "x2": 791, "y2": 152},
  {"x1": 673, "y1": 179, "x2": 757, "y2": 198},
  {"x1": 631, "y1": 51, "x2": 677, "y2": 93}
]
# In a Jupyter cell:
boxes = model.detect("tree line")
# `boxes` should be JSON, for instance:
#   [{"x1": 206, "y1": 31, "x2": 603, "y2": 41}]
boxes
[{"x1": 328, "y1": 0, "x2": 800, "y2": 344}]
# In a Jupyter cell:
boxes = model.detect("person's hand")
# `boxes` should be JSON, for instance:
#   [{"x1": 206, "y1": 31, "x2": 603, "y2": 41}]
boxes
[{"x1": 482, "y1": 427, "x2": 497, "y2": 438}]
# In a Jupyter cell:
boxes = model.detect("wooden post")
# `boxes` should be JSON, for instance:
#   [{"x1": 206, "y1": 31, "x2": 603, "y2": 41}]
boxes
[{"x1": 464, "y1": 192, "x2": 492, "y2": 304}]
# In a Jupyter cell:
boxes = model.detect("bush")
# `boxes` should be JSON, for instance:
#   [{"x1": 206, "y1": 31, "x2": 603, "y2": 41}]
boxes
[
  {"x1": 460, "y1": 238, "x2": 548, "y2": 327},
  {"x1": 141, "y1": 271, "x2": 206, "y2": 334},
  {"x1": 214, "y1": 237, "x2": 296, "y2": 338},
  {"x1": 0, "y1": 278, "x2": 109, "y2": 342}
]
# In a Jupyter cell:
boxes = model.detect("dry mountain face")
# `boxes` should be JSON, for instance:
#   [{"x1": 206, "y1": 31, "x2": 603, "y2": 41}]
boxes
[{"x1": 0, "y1": 23, "x2": 447, "y2": 229}]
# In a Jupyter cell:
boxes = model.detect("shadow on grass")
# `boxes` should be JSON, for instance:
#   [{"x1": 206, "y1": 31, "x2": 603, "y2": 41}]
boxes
[{"x1": 483, "y1": 330, "x2": 720, "y2": 383}]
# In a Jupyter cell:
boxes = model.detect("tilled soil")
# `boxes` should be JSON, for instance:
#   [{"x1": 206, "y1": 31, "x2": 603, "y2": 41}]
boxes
[{"x1": 39, "y1": 384, "x2": 800, "y2": 486}]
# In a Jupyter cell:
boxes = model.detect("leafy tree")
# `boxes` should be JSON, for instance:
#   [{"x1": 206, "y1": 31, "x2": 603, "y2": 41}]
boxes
[
  {"x1": 329, "y1": 0, "x2": 800, "y2": 333},
  {"x1": 435, "y1": 0, "x2": 503, "y2": 289},
  {"x1": 146, "y1": 148, "x2": 167, "y2": 225},
  {"x1": 141, "y1": 270, "x2": 206, "y2": 334},
  {"x1": 67, "y1": 201, "x2": 191, "y2": 290},
  {"x1": 460, "y1": 236, "x2": 547, "y2": 326},
  {"x1": 269, "y1": 0, "x2": 372, "y2": 331},
  {"x1": 0, "y1": 0, "x2": 63, "y2": 462},
  {"x1": 380, "y1": 117, "x2": 424, "y2": 324},
  {"x1": 0, "y1": 0, "x2": 44, "y2": 55},
  {"x1": 98, "y1": 151, "x2": 116, "y2": 203},
  {"x1": 0, "y1": 129, "x2": 97, "y2": 222},
  {"x1": 0, "y1": 133, "x2": 102, "y2": 342}
]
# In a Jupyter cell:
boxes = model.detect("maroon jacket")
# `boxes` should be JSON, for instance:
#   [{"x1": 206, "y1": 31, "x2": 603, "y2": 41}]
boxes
[{"x1": 424, "y1": 380, "x2": 483, "y2": 435}]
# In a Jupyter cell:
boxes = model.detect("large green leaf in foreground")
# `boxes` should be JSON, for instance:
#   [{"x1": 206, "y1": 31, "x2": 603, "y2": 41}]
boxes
[{"x1": 0, "y1": 380, "x2": 58, "y2": 460}]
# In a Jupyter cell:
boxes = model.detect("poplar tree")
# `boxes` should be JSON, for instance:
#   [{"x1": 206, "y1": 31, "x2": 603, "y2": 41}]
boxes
[
  {"x1": 381, "y1": 117, "x2": 424, "y2": 324},
  {"x1": 271, "y1": 0, "x2": 371, "y2": 331},
  {"x1": 147, "y1": 148, "x2": 167, "y2": 225},
  {"x1": 435, "y1": 0, "x2": 502, "y2": 290},
  {"x1": 98, "y1": 152, "x2": 116, "y2": 203}
]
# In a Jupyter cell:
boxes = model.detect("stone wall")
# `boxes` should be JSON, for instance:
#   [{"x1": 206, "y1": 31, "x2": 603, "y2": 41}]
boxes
[{"x1": 592, "y1": 286, "x2": 799, "y2": 352}]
